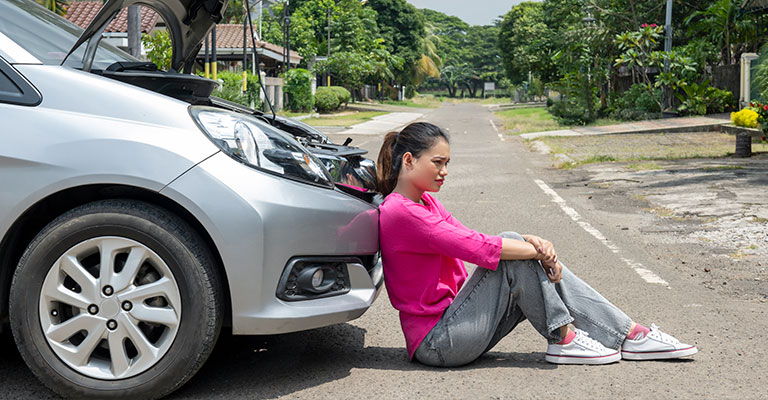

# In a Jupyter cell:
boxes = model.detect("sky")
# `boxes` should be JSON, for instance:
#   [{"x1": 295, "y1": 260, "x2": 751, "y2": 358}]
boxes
[{"x1": 406, "y1": 0, "x2": 533, "y2": 26}]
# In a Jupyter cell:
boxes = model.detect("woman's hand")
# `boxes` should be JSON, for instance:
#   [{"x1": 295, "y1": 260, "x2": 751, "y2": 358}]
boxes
[
  {"x1": 522, "y1": 234, "x2": 558, "y2": 264},
  {"x1": 541, "y1": 259, "x2": 562, "y2": 283}
]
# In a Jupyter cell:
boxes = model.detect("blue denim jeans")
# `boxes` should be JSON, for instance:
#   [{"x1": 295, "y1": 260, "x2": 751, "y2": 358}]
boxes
[{"x1": 413, "y1": 231, "x2": 633, "y2": 367}]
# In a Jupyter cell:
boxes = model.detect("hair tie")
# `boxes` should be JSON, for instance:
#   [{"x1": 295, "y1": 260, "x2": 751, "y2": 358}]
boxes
[{"x1": 392, "y1": 131, "x2": 401, "y2": 150}]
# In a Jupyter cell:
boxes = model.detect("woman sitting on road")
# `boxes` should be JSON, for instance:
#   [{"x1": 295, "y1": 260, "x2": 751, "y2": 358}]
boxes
[{"x1": 376, "y1": 121, "x2": 698, "y2": 366}]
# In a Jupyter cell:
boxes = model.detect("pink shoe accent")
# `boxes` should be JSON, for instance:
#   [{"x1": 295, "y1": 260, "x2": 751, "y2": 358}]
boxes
[
  {"x1": 627, "y1": 323, "x2": 650, "y2": 340},
  {"x1": 557, "y1": 329, "x2": 576, "y2": 345}
]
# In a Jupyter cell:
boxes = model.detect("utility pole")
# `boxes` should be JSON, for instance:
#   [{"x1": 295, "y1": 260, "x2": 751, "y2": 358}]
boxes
[
  {"x1": 327, "y1": 7, "x2": 330, "y2": 86},
  {"x1": 127, "y1": 5, "x2": 141, "y2": 58},
  {"x1": 243, "y1": 1, "x2": 248, "y2": 93},
  {"x1": 282, "y1": 0, "x2": 290, "y2": 72},
  {"x1": 204, "y1": 34, "x2": 210, "y2": 78},
  {"x1": 212, "y1": 25, "x2": 217, "y2": 81},
  {"x1": 662, "y1": 0, "x2": 673, "y2": 112}
]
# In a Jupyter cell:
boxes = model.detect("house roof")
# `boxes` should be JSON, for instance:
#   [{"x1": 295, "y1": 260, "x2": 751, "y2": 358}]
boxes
[
  {"x1": 65, "y1": 1, "x2": 160, "y2": 33},
  {"x1": 742, "y1": 0, "x2": 768, "y2": 12},
  {"x1": 203, "y1": 24, "x2": 301, "y2": 63}
]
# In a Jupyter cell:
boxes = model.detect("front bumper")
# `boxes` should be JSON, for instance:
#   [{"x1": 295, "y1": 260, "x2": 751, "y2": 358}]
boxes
[{"x1": 160, "y1": 151, "x2": 382, "y2": 334}]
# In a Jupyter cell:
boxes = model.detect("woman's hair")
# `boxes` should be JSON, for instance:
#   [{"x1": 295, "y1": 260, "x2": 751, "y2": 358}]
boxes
[{"x1": 376, "y1": 122, "x2": 450, "y2": 196}]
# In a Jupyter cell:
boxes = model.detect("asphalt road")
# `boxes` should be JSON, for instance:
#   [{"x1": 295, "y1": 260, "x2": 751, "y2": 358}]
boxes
[{"x1": 2, "y1": 103, "x2": 765, "y2": 399}]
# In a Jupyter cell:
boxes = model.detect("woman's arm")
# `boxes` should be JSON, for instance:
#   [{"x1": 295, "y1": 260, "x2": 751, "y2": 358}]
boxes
[
  {"x1": 499, "y1": 238, "x2": 539, "y2": 260},
  {"x1": 500, "y1": 237, "x2": 563, "y2": 283}
]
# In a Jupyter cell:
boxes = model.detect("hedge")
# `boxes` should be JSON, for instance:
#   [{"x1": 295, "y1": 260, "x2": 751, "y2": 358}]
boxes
[{"x1": 283, "y1": 68, "x2": 315, "y2": 112}]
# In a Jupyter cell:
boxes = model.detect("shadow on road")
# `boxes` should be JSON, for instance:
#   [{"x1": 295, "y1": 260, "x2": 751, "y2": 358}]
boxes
[
  {"x1": 171, "y1": 322, "x2": 554, "y2": 399},
  {"x1": 0, "y1": 328, "x2": 58, "y2": 398},
  {"x1": 1, "y1": 322, "x2": 554, "y2": 399}
]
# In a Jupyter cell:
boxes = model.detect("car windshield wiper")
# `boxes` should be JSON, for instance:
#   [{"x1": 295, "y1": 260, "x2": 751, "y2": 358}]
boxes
[{"x1": 105, "y1": 61, "x2": 159, "y2": 72}]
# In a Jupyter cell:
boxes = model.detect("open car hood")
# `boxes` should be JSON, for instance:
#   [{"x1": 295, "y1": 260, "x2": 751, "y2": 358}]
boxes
[{"x1": 66, "y1": 0, "x2": 228, "y2": 72}]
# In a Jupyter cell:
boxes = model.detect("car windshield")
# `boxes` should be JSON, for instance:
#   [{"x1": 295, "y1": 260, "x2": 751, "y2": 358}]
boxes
[{"x1": 0, "y1": 0, "x2": 136, "y2": 68}]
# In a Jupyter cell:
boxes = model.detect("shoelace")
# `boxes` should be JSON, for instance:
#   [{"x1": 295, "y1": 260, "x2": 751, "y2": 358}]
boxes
[
  {"x1": 573, "y1": 329, "x2": 605, "y2": 352},
  {"x1": 649, "y1": 323, "x2": 681, "y2": 345}
]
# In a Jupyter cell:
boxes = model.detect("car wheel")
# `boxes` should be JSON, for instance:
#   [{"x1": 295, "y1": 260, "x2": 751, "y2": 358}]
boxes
[{"x1": 9, "y1": 199, "x2": 223, "y2": 399}]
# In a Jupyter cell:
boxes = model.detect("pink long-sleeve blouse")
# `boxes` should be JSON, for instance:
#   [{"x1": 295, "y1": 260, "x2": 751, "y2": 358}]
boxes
[{"x1": 378, "y1": 191, "x2": 503, "y2": 360}]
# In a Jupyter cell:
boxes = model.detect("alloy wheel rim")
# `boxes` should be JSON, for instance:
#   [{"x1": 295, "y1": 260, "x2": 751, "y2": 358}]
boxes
[{"x1": 38, "y1": 236, "x2": 181, "y2": 380}]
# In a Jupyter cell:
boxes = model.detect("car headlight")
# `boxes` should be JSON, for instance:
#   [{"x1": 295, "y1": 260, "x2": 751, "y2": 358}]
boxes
[{"x1": 190, "y1": 106, "x2": 333, "y2": 188}]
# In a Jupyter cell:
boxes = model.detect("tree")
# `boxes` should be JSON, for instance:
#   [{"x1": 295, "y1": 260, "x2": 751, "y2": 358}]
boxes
[
  {"x1": 685, "y1": 0, "x2": 748, "y2": 65},
  {"x1": 614, "y1": 24, "x2": 696, "y2": 111},
  {"x1": 142, "y1": 30, "x2": 172, "y2": 70},
  {"x1": 37, "y1": 0, "x2": 68, "y2": 15},
  {"x1": 421, "y1": 8, "x2": 469, "y2": 67},
  {"x1": 412, "y1": 21, "x2": 442, "y2": 87},
  {"x1": 421, "y1": 9, "x2": 504, "y2": 97},
  {"x1": 498, "y1": 2, "x2": 555, "y2": 84},
  {"x1": 368, "y1": 0, "x2": 425, "y2": 85},
  {"x1": 310, "y1": 0, "x2": 403, "y2": 99},
  {"x1": 439, "y1": 64, "x2": 471, "y2": 98},
  {"x1": 464, "y1": 25, "x2": 503, "y2": 97}
]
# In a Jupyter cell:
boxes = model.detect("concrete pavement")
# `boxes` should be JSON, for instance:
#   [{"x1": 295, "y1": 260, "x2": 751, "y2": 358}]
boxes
[{"x1": 341, "y1": 111, "x2": 425, "y2": 135}]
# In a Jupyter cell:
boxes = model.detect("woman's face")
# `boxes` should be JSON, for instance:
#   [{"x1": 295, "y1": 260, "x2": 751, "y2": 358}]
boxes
[{"x1": 401, "y1": 138, "x2": 450, "y2": 193}]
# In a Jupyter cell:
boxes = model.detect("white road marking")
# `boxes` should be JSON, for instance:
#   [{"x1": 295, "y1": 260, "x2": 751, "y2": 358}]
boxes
[
  {"x1": 489, "y1": 119, "x2": 505, "y2": 141},
  {"x1": 532, "y1": 178, "x2": 669, "y2": 287}
]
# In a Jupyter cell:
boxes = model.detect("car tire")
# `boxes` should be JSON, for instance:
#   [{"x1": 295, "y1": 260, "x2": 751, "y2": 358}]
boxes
[{"x1": 9, "y1": 199, "x2": 223, "y2": 399}]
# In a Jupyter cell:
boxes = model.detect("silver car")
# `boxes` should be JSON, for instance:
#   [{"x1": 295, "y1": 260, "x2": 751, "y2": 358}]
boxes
[{"x1": 0, "y1": 0, "x2": 382, "y2": 398}]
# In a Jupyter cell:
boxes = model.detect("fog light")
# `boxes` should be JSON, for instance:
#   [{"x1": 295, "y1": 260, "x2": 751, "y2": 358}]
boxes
[
  {"x1": 311, "y1": 269, "x2": 324, "y2": 288},
  {"x1": 297, "y1": 266, "x2": 336, "y2": 293},
  {"x1": 277, "y1": 258, "x2": 354, "y2": 301}
]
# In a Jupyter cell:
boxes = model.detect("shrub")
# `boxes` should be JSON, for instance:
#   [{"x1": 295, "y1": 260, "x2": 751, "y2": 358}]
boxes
[
  {"x1": 705, "y1": 87, "x2": 736, "y2": 114},
  {"x1": 213, "y1": 70, "x2": 262, "y2": 109},
  {"x1": 609, "y1": 84, "x2": 662, "y2": 121},
  {"x1": 405, "y1": 85, "x2": 416, "y2": 99},
  {"x1": 329, "y1": 86, "x2": 351, "y2": 107},
  {"x1": 214, "y1": 85, "x2": 248, "y2": 106},
  {"x1": 676, "y1": 81, "x2": 736, "y2": 116},
  {"x1": 283, "y1": 68, "x2": 314, "y2": 112},
  {"x1": 747, "y1": 100, "x2": 768, "y2": 132},
  {"x1": 142, "y1": 30, "x2": 172, "y2": 70},
  {"x1": 548, "y1": 98, "x2": 590, "y2": 126},
  {"x1": 315, "y1": 87, "x2": 340, "y2": 113},
  {"x1": 613, "y1": 84, "x2": 661, "y2": 112},
  {"x1": 731, "y1": 109, "x2": 759, "y2": 128}
]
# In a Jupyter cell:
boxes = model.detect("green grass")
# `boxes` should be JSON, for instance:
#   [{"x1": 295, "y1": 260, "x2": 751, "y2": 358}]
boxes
[
  {"x1": 592, "y1": 118, "x2": 626, "y2": 126},
  {"x1": 495, "y1": 107, "x2": 561, "y2": 134},
  {"x1": 495, "y1": 107, "x2": 630, "y2": 136},
  {"x1": 302, "y1": 111, "x2": 388, "y2": 127},
  {"x1": 627, "y1": 161, "x2": 663, "y2": 171},
  {"x1": 701, "y1": 165, "x2": 744, "y2": 171},
  {"x1": 537, "y1": 132, "x2": 742, "y2": 169},
  {"x1": 381, "y1": 95, "x2": 442, "y2": 108},
  {"x1": 559, "y1": 155, "x2": 618, "y2": 169},
  {"x1": 277, "y1": 111, "x2": 311, "y2": 118}
]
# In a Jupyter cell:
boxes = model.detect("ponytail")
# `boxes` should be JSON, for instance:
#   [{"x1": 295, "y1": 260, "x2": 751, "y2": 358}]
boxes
[{"x1": 376, "y1": 122, "x2": 449, "y2": 196}]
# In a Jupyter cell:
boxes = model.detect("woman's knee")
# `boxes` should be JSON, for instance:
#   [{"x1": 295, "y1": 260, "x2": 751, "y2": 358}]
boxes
[
  {"x1": 414, "y1": 346, "x2": 444, "y2": 367},
  {"x1": 498, "y1": 231, "x2": 525, "y2": 241},
  {"x1": 416, "y1": 350, "x2": 479, "y2": 368}
]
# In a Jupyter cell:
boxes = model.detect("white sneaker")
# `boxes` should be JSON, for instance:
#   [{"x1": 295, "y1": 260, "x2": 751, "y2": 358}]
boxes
[
  {"x1": 545, "y1": 328, "x2": 621, "y2": 365},
  {"x1": 621, "y1": 323, "x2": 698, "y2": 360}
]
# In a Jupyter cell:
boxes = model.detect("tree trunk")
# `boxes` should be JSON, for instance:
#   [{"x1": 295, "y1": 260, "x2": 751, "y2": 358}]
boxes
[
  {"x1": 127, "y1": 6, "x2": 141, "y2": 58},
  {"x1": 468, "y1": 80, "x2": 479, "y2": 98},
  {"x1": 446, "y1": 83, "x2": 455, "y2": 97}
]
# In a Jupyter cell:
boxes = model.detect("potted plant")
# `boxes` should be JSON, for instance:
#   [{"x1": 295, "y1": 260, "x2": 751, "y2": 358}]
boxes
[{"x1": 725, "y1": 106, "x2": 763, "y2": 157}]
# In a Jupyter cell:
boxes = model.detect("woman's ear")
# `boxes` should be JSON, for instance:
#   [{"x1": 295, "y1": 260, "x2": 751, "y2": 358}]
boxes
[{"x1": 402, "y1": 152, "x2": 413, "y2": 170}]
